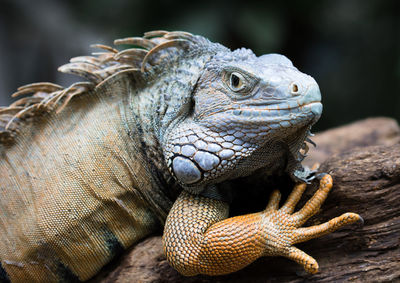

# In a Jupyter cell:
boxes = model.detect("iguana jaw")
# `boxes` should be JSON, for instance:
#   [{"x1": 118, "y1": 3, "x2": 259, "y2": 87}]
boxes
[
  {"x1": 163, "y1": 96, "x2": 321, "y2": 193},
  {"x1": 209, "y1": 101, "x2": 322, "y2": 130}
]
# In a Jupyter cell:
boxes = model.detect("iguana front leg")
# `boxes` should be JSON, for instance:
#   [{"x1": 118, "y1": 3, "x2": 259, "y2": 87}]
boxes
[{"x1": 163, "y1": 174, "x2": 361, "y2": 276}]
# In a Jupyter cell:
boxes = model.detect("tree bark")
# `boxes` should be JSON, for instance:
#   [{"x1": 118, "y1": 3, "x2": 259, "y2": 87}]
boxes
[{"x1": 93, "y1": 118, "x2": 400, "y2": 283}]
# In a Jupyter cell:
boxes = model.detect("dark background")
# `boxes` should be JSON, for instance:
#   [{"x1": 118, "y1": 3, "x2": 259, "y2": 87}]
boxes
[{"x1": 0, "y1": 0, "x2": 398, "y2": 131}]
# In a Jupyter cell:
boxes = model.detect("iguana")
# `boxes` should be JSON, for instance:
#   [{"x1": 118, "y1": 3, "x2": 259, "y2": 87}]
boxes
[{"x1": 0, "y1": 31, "x2": 362, "y2": 282}]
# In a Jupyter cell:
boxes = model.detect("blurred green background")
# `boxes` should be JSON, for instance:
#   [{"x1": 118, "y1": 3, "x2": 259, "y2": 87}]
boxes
[{"x1": 0, "y1": 0, "x2": 398, "y2": 130}]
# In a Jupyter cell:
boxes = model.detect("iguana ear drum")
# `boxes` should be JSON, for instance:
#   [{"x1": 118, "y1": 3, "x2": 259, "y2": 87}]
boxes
[
  {"x1": 169, "y1": 135, "x2": 225, "y2": 187},
  {"x1": 171, "y1": 149, "x2": 222, "y2": 186},
  {"x1": 172, "y1": 156, "x2": 202, "y2": 184}
]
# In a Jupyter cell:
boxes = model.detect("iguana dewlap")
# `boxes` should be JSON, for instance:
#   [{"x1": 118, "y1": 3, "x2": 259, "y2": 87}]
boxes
[{"x1": 0, "y1": 31, "x2": 361, "y2": 282}]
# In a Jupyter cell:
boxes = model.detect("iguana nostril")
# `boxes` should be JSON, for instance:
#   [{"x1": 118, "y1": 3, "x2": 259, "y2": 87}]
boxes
[{"x1": 290, "y1": 83, "x2": 299, "y2": 95}]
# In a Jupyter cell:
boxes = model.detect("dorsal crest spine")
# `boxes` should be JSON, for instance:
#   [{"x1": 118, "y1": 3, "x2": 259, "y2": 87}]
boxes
[{"x1": 0, "y1": 31, "x2": 214, "y2": 144}]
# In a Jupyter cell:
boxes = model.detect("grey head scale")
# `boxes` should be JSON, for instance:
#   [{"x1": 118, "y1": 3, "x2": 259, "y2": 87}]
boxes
[{"x1": 162, "y1": 46, "x2": 322, "y2": 195}]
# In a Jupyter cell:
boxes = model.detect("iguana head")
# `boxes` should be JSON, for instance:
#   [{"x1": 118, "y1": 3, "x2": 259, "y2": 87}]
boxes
[{"x1": 163, "y1": 47, "x2": 322, "y2": 193}]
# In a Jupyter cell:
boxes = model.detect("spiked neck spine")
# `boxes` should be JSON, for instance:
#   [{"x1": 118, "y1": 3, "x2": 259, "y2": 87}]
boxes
[{"x1": 0, "y1": 31, "x2": 226, "y2": 145}]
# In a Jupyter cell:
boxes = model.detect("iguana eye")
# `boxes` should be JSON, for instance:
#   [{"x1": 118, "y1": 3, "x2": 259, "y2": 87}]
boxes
[
  {"x1": 223, "y1": 69, "x2": 258, "y2": 96},
  {"x1": 229, "y1": 72, "x2": 245, "y2": 91}
]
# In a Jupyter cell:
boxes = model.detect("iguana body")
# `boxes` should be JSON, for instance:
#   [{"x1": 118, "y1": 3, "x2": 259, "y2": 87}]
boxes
[{"x1": 0, "y1": 31, "x2": 361, "y2": 282}]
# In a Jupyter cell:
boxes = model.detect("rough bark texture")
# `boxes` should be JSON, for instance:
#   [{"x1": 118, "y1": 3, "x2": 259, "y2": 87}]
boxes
[{"x1": 93, "y1": 117, "x2": 400, "y2": 283}]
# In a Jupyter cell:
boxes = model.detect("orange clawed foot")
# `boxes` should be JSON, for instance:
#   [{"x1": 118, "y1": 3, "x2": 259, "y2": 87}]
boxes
[{"x1": 262, "y1": 174, "x2": 362, "y2": 274}]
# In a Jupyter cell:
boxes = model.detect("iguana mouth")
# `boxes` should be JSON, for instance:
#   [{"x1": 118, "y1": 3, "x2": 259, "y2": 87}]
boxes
[
  {"x1": 235, "y1": 100, "x2": 320, "y2": 111},
  {"x1": 230, "y1": 101, "x2": 322, "y2": 120}
]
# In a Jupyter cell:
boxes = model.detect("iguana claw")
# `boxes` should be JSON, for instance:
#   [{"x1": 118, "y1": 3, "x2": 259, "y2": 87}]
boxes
[{"x1": 262, "y1": 174, "x2": 362, "y2": 273}]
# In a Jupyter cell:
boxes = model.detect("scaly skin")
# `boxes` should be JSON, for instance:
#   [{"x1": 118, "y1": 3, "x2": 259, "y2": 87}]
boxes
[{"x1": 163, "y1": 174, "x2": 361, "y2": 275}]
